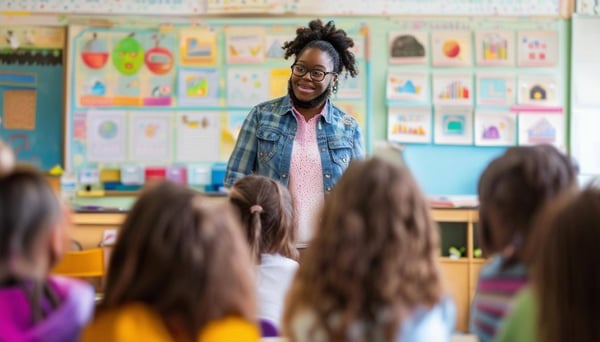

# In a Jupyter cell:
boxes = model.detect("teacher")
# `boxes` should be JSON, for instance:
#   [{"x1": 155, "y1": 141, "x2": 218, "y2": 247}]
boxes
[{"x1": 225, "y1": 19, "x2": 365, "y2": 242}]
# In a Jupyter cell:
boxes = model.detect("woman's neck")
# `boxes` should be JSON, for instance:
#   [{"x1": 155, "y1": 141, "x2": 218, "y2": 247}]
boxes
[{"x1": 296, "y1": 102, "x2": 325, "y2": 122}]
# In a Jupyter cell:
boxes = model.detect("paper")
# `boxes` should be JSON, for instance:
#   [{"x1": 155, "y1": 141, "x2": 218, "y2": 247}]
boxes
[
  {"x1": 476, "y1": 73, "x2": 516, "y2": 106},
  {"x1": 179, "y1": 28, "x2": 217, "y2": 66},
  {"x1": 517, "y1": 112, "x2": 565, "y2": 150},
  {"x1": 3, "y1": 90, "x2": 36, "y2": 130},
  {"x1": 387, "y1": 107, "x2": 432, "y2": 144},
  {"x1": 517, "y1": 74, "x2": 558, "y2": 106},
  {"x1": 269, "y1": 68, "x2": 290, "y2": 98},
  {"x1": 265, "y1": 34, "x2": 293, "y2": 59},
  {"x1": 434, "y1": 106, "x2": 473, "y2": 145},
  {"x1": 87, "y1": 110, "x2": 127, "y2": 162},
  {"x1": 175, "y1": 112, "x2": 220, "y2": 162},
  {"x1": 130, "y1": 112, "x2": 172, "y2": 162},
  {"x1": 387, "y1": 71, "x2": 429, "y2": 102},
  {"x1": 220, "y1": 111, "x2": 248, "y2": 160},
  {"x1": 517, "y1": 31, "x2": 559, "y2": 67},
  {"x1": 225, "y1": 27, "x2": 266, "y2": 64},
  {"x1": 475, "y1": 31, "x2": 515, "y2": 66},
  {"x1": 433, "y1": 74, "x2": 473, "y2": 106},
  {"x1": 336, "y1": 74, "x2": 363, "y2": 100},
  {"x1": 177, "y1": 68, "x2": 220, "y2": 106},
  {"x1": 474, "y1": 110, "x2": 516, "y2": 146},
  {"x1": 388, "y1": 31, "x2": 428, "y2": 65},
  {"x1": 227, "y1": 68, "x2": 270, "y2": 107},
  {"x1": 431, "y1": 31, "x2": 472, "y2": 67}
]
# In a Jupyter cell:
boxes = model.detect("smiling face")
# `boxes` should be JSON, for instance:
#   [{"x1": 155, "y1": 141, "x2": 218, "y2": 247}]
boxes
[{"x1": 289, "y1": 47, "x2": 337, "y2": 107}]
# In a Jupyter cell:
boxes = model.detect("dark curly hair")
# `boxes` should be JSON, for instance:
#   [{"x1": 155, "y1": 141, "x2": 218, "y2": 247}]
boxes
[{"x1": 282, "y1": 19, "x2": 358, "y2": 78}]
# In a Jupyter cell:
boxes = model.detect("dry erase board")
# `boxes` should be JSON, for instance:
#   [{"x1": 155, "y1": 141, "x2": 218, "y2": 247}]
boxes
[{"x1": 0, "y1": 26, "x2": 65, "y2": 171}]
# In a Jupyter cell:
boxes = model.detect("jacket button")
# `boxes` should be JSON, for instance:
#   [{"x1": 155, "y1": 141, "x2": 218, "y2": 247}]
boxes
[
  {"x1": 282, "y1": 173, "x2": 288, "y2": 178},
  {"x1": 325, "y1": 174, "x2": 331, "y2": 178},
  {"x1": 326, "y1": 187, "x2": 332, "y2": 192},
  {"x1": 321, "y1": 148, "x2": 326, "y2": 152},
  {"x1": 342, "y1": 157, "x2": 347, "y2": 162}
]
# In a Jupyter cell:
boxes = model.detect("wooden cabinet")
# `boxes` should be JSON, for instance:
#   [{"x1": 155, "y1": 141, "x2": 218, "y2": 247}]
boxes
[{"x1": 71, "y1": 207, "x2": 483, "y2": 333}]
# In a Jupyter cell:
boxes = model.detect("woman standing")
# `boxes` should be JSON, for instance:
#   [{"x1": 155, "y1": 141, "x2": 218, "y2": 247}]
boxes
[{"x1": 225, "y1": 19, "x2": 365, "y2": 242}]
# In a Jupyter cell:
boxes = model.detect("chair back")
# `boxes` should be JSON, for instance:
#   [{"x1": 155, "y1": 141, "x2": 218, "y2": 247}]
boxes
[{"x1": 52, "y1": 248, "x2": 105, "y2": 278}]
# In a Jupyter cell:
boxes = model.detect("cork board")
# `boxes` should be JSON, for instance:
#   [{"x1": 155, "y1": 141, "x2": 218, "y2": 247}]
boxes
[{"x1": 3, "y1": 90, "x2": 37, "y2": 130}]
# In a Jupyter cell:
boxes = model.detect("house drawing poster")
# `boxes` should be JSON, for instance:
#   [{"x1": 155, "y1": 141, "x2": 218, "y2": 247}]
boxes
[
  {"x1": 86, "y1": 110, "x2": 127, "y2": 162},
  {"x1": 518, "y1": 112, "x2": 565, "y2": 150},
  {"x1": 474, "y1": 110, "x2": 516, "y2": 146}
]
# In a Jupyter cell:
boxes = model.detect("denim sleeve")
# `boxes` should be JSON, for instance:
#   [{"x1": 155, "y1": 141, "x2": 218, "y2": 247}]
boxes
[
  {"x1": 224, "y1": 108, "x2": 259, "y2": 187},
  {"x1": 352, "y1": 120, "x2": 365, "y2": 160}
]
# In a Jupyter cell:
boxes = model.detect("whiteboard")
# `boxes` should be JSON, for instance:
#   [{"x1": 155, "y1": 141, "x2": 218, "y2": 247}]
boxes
[{"x1": 570, "y1": 16, "x2": 600, "y2": 175}]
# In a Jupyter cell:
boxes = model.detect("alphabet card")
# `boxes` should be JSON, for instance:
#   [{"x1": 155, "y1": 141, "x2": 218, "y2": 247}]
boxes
[
  {"x1": 517, "y1": 31, "x2": 558, "y2": 67},
  {"x1": 476, "y1": 73, "x2": 516, "y2": 106},
  {"x1": 433, "y1": 74, "x2": 473, "y2": 106},
  {"x1": 434, "y1": 106, "x2": 473, "y2": 145},
  {"x1": 388, "y1": 31, "x2": 428, "y2": 65},
  {"x1": 386, "y1": 71, "x2": 429, "y2": 103},
  {"x1": 431, "y1": 31, "x2": 472, "y2": 67},
  {"x1": 387, "y1": 107, "x2": 432, "y2": 143},
  {"x1": 475, "y1": 31, "x2": 515, "y2": 66},
  {"x1": 474, "y1": 110, "x2": 516, "y2": 146},
  {"x1": 518, "y1": 112, "x2": 565, "y2": 150},
  {"x1": 517, "y1": 75, "x2": 558, "y2": 106},
  {"x1": 225, "y1": 27, "x2": 266, "y2": 64}
]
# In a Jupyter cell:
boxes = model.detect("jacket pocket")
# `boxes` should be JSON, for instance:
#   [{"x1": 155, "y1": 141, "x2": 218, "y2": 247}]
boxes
[
  {"x1": 256, "y1": 127, "x2": 282, "y2": 163},
  {"x1": 327, "y1": 135, "x2": 353, "y2": 169}
]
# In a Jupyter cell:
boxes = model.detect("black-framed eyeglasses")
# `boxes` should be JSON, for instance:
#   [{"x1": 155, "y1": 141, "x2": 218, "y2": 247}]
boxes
[{"x1": 291, "y1": 64, "x2": 337, "y2": 82}]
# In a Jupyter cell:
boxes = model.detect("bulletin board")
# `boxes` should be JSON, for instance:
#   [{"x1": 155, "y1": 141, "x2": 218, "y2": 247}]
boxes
[
  {"x1": 65, "y1": 19, "x2": 369, "y2": 182},
  {"x1": 378, "y1": 17, "x2": 568, "y2": 194},
  {"x1": 0, "y1": 26, "x2": 65, "y2": 171}
]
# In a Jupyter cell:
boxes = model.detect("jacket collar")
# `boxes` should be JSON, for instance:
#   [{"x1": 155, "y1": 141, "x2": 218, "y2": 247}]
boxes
[{"x1": 279, "y1": 95, "x2": 333, "y2": 124}]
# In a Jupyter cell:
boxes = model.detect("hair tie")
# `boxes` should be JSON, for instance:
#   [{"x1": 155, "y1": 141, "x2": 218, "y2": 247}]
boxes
[{"x1": 250, "y1": 205, "x2": 263, "y2": 214}]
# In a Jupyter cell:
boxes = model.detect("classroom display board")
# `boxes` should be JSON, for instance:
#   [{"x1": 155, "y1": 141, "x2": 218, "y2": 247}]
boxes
[
  {"x1": 384, "y1": 19, "x2": 566, "y2": 150},
  {"x1": 65, "y1": 20, "x2": 368, "y2": 185},
  {"x1": 0, "y1": 26, "x2": 65, "y2": 170},
  {"x1": 0, "y1": 0, "x2": 204, "y2": 15}
]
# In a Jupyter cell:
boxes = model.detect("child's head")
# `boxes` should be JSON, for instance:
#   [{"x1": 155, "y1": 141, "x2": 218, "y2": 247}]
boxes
[
  {"x1": 284, "y1": 157, "x2": 442, "y2": 341},
  {"x1": 0, "y1": 166, "x2": 66, "y2": 281},
  {"x1": 477, "y1": 145, "x2": 576, "y2": 264},
  {"x1": 102, "y1": 181, "x2": 255, "y2": 340},
  {"x1": 531, "y1": 187, "x2": 600, "y2": 342},
  {"x1": 229, "y1": 175, "x2": 297, "y2": 262}
]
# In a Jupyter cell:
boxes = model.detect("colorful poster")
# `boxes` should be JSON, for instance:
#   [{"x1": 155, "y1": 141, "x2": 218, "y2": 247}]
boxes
[
  {"x1": 226, "y1": 68, "x2": 270, "y2": 107},
  {"x1": 386, "y1": 72, "x2": 429, "y2": 102},
  {"x1": 475, "y1": 31, "x2": 515, "y2": 66},
  {"x1": 518, "y1": 112, "x2": 565, "y2": 149},
  {"x1": 387, "y1": 107, "x2": 432, "y2": 144},
  {"x1": 517, "y1": 75, "x2": 559, "y2": 106},
  {"x1": 431, "y1": 31, "x2": 472, "y2": 67},
  {"x1": 269, "y1": 68, "x2": 290, "y2": 98},
  {"x1": 177, "y1": 68, "x2": 220, "y2": 106},
  {"x1": 225, "y1": 27, "x2": 266, "y2": 64},
  {"x1": 129, "y1": 112, "x2": 172, "y2": 162},
  {"x1": 434, "y1": 107, "x2": 473, "y2": 145},
  {"x1": 175, "y1": 112, "x2": 220, "y2": 162},
  {"x1": 388, "y1": 31, "x2": 428, "y2": 65},
  {"x1": 179, "y1": 28, "x2": 217, "y2": 67},
  {"x1": 474, "y1": 110, "x2": 516, "y2": 146},
  {"x1": 476, "y1": 73, "x2": 516, "y2": 106},
  {"x1": 517, "y1": 31, "x2": 559, "y2": 67},
  {"x1": 86, "y1": 110, "x2": 126, "y2": 162},
  {"x1": 433, "y1": 74, "x2": 473, "y2": 106}
]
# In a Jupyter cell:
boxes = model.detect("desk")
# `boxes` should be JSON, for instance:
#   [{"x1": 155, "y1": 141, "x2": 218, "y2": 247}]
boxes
[{"x1": 71, "y1": 206, "x2": 482, "y2": 333}]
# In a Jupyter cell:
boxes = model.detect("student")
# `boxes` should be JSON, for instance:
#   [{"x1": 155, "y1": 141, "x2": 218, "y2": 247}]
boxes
[
  {"x1": 229, "y1": 175, "x2": 299, "y2": 328},
  {"x1": 0, "y1": 166, "x2": 95, "y2": 342},
  {"x1": 225, "y1": 18, "x2": 365, "y2": 242},
  {"x1": 471, "y1": 145, "x2": 577, "y2": 342},
  {"x1": 282, "y1": 157, "x2": 455, "y2": 342},
  {"x1": 496, "y1": 187, "x2": 600, "y2": 342},
  {"x1": 81, "y1": 181, "x2": 259, "y2": 342}
]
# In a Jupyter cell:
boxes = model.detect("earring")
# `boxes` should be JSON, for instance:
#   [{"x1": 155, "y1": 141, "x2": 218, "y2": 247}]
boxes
[{"x1": 331, "y1": 80, "x2": 338, "y2": 95}]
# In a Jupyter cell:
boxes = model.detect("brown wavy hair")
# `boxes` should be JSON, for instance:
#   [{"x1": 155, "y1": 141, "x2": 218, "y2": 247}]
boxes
[
  {"x1": 229, "y1": 175, "x2": 298, "y2": 263},
  {"x1": 283, "y1": 18, "x2": 357, "y2": 78},
  {"x1": 282, "y1": 157, "x2": 443, "y2": 341},
  {"x1": 477, "y1": 145, "x2": 576, "y2": 267},
  {"x1": 101, "y1": 181, "x2": 255, "y2": 341},
  {"x1": 530, "y1": 187, "x2": 600, "y2": 342}
]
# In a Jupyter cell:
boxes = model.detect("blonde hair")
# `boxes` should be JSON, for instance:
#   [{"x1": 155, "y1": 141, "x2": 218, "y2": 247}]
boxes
[{"x1": 283, "y1": 157, "x2": 443, "y2": 341}]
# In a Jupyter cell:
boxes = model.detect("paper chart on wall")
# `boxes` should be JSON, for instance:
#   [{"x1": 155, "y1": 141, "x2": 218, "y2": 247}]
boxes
[
  {"x1": 474, "y1": 110, "x2": 516, "y2": 146},
  {"x1": 476, "y1": 73, "x2": 516, "y2": 106},
  {"x1": 387, "y1": 72, "x2": 429, "y2": 103},
  {"x1": 269, "y1": 68, "x2": 289, "y2": 98},
  {"x1": 177, "y1": 68, "x2": 220, "y2": 106},
  {"x1": 517, "y1": 112, "x2": 565, "y2": 150},
  {"x1": 388, "y1": 31, "x2": 428, "y2": 65},
  {"x1": 431, "y1": 31, "x2": 472, "y2": 67},
  {"x1": 0, "y1": 0, "x2": 204, "y2": 14},
  {"x1": 129, "y1": 112, "x2": 172, "y2": 162},
  {"x1": 225, "y1": 27, "x2": 266, "y2": 64},
  {"x1": 387, "y1": 107, "x2": 432, "y2": 144},
  {"x1": 433, "y1": 74, "x2": 473, "y2": 106},
  {"x1": 517, "y1": 31, "x2": 559, "y2": 67},
  {"x1": 86, "y1": 111, "x2": 127, "y2": 162},
  {"x1": 434, "y1": 106, "x2": 473, "y2": 145},
  {"x1": 179, "y1": 28, "x2": 217, "y2": 67},
  {"x1": 175, "y1": 112, "x2": 220, "y2": 162},
  {"x1": 475, "y1": 31, "x2": 515, "y2": 66},
  {"x1": 227, "y1": 68, "x2": 270, "y2": 107}
]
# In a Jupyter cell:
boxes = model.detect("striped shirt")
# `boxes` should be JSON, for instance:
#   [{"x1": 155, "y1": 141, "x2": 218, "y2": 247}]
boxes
[{"x1": 470, "y1": 256, "x2": 528, "y2": 342}]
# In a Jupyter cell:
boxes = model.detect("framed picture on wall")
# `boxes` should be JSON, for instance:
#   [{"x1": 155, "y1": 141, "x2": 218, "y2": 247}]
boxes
[
  {"x1": 386, "y1": 71, "x2": 429, "y2": 103},
  {"x1": 517, "y1": 31, "x2": 559, "y2": 67},
  {"x1": 475, "y1": 31, "x2": 515, "y2": 66},
  {"x1": 387, "y1": 106, "x2": 432, "y2": 143},
  {"x1": 474, "y1": 110, "x2": 516, "y2": 146},
  {"x1": 434, "y1": 106, "x2": 473, "y2": 145},
  {"x1": 517, "y1": 112, "x2": 566, "y2": 150},
  {"x1": 476, "y1": 73, "x2": 516, "y2": 106},
  {"x1": 388, "y1": 31, "x2": 428, "y2": 65},
  {"x1": 517, "y1": 74, "x2": 559, "y2": 106},
  {"x1": 431, "y1": 31, "x2": 472, "y2": 67},
  {"x1": 433, "y1": 74, "x2": 473, "y2": 106}
]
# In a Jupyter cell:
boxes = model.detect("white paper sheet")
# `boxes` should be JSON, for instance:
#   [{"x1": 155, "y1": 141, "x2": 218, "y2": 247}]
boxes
[{"x1": 86, "y1": 110, "x2": 126, "y2": 162}]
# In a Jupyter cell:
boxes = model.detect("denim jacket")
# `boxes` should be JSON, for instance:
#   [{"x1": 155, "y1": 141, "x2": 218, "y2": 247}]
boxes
[{"x1": 225, "y1": 96, "x2": 364, "y2": 193}]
